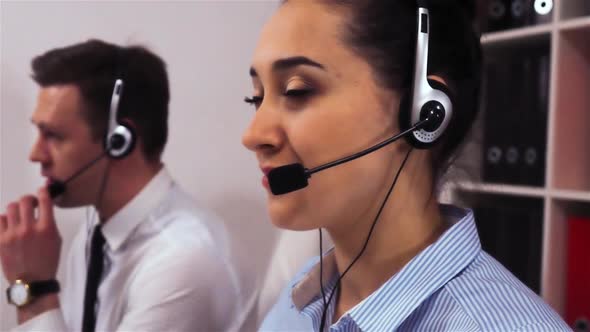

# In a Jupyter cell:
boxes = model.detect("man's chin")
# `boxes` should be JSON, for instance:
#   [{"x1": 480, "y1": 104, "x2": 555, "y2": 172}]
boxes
[
  {"x1": 52, "y1": 196, "x2": 68, "y2": 208},
  {"x1": 52, "y1": 196, "x2": 84, "y2": 209}
]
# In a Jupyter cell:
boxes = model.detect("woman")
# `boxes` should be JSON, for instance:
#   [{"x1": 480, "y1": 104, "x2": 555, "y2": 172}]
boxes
[{"x1": 242, "y1": 0, "x2": 569, "y2": 331}]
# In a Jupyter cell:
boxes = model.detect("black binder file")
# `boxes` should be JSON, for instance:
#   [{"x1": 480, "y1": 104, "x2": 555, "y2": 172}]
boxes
[
  {"x1": 474, "y1": 197, "x2": 543, "y2": 294},
  {"x1": 483, "y1": 0, "x2": 554, "y2": 32},
  {"x1": 482, "y1": 47, "x2": 549, "y2": 186}
]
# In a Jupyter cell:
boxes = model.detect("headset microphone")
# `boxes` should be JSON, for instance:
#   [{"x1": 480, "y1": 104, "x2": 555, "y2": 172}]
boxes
[
  {"x1": 48, "y1": 79, "x2": 135, "y2": 199},
  {"x1": 48, "y1": 152, "x2": 109, "y2": 198},
  {"x1": 267, "y1": 117, "x2": 437, "y2": 195}
]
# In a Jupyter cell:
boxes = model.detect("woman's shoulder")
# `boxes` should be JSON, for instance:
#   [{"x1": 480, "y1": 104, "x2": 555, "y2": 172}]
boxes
[
  {"x1": 443, "y1": 251, "x2": 570, "y2": 331},
  {"x1": 293, "y1": 255, "x2": 322, "y2": 281},
  {"x1": 259, "y1": 255, "x2": 321, "y2": 330},
  {"x1": 275, "y1": 254, "x2": 322, "y2": 303}
]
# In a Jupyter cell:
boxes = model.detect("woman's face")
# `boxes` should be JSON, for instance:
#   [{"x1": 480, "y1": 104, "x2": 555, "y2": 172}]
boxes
[{"x1": 243, "y1": 0, "x2": 406, "y2": 231}]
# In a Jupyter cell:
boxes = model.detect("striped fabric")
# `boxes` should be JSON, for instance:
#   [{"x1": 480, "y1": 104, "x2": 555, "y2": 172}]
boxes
[{"x1": 260, "y1": 205, "x2": 571, "y2": 332}]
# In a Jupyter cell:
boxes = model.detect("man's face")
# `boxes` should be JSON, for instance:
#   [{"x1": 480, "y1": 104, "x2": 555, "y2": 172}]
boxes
[{"x1": 30, "y1": 84, "x2": 107, "y2": 208}]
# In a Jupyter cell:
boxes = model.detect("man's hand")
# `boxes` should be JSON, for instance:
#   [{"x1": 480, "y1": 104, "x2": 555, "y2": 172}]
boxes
[
  {"x1": 0, "y1": 186, "x2": 61, "y2": 282},
  {"x1": 0, "y1": 186, "x2": 62, "y2": 321}
]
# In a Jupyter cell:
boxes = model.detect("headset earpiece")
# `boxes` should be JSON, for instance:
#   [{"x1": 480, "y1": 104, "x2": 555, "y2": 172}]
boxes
[
  {"x1": 398, "y1": 5, "x2": 454, "y2": 150},
  {"x1": 399, "y1": 79, "x2": 454, "y2": 149},
  {"x1": 105, "y1": 79, "x2": 136, "y2": 159},
  {"x1": 421, "y1": 78, "x2": 455, "y2": 132},
  {"x1": 426, "y1": 78, "x2": 454, "y2": 102},
  {"x1": 105, "y1": 122, "x2": 136, "y2": 159}
]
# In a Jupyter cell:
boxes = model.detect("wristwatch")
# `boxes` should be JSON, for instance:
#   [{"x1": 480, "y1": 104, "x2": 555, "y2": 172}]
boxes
[{"x1": 6, "y1": 279, "x2": 60, "y2": 307}]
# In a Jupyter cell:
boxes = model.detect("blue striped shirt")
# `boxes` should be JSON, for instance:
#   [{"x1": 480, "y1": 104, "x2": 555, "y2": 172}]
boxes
[{"x1": 260, "y1": 205, "x2": 571, "y2": 331}]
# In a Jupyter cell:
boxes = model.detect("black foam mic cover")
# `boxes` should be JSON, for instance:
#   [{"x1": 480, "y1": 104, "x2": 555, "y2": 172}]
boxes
[
  {"x1": 268, "y1": 163, "x2": 309, "y2": 195},
  {"x1": 48, "y1": 181, "x2": 66, "y2": 199}
]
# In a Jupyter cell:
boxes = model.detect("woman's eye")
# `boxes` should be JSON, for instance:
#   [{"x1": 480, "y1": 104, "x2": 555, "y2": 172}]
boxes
[
  {"x1": 244, "y1": 96, "x2": 263, "y2": 107},
  {"x1": 284, "y1": 89, "x2": 312, "y2": 98}
]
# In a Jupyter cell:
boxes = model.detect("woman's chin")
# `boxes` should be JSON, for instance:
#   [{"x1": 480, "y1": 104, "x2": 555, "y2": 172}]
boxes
[{"x1": 267, "y1": 198, "x2": 317, "y2": 231}]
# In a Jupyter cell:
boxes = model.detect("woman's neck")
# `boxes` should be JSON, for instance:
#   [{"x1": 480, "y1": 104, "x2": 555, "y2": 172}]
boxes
[{"x1": 326, "y1": 150, "x2": 447, "y2": 321}]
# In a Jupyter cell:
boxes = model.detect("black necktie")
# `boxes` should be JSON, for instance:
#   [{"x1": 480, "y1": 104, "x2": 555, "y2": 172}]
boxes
[{"x1": 82, "y1": 225, "x2": 105, "y2": 332}]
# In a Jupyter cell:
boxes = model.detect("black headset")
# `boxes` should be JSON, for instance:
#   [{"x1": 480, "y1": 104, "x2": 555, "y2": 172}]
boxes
[
  {"x1": 399, "y1": 3, "x2": 454, "y2": 149},
  {"x1": 105, "y1": 79, "x2": 136, "y2": 159}
]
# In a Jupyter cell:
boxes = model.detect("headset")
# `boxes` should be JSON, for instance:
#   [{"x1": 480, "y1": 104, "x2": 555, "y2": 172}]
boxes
[
  {"x1": 316, "y1": 2, "x2": 455, "y2": 330},
  {"x1": 399, "y1": 2, "x2": 454, "y2": 149},
  {"x1": 105, "y1": 79, "x2": 136, "y2": 159},
  {"x1": 48, "y1": 78, "x2": 136, "y2": 198}
]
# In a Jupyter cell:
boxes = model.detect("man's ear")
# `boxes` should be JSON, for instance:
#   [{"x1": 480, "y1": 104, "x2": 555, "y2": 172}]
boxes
[{"x1": 119, "y1": 118, "x2": 137, "y2": 131}]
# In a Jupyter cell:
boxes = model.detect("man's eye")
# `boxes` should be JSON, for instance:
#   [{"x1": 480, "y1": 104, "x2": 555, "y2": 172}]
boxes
[{"x1": 44, "y1": 132, "x2": 62, "y2": 141}]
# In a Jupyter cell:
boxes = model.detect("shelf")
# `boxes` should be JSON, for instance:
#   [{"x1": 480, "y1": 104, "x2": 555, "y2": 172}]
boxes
[
  {"x1": 451, "y1": 181, "x2": 590, "y2": 203},
  {"x1": 541, "y1": 199, "x2": 568, "y2": 314},
  {"x1": 550, "y1": 26, "x2": 590, "y2": 191},
  {"x1": 453, "y1": 181, "x2": 546, "y2": 198},
  {"x1": 452, "y1": 183, "x2": 590, "y2": 203},
  {"x1": 550, "y1": 189, "x2": 590, "y2": 203},
  {"x1": 558, "y1": 15, "x2": 590, "y2": 31},
  {"x1": 481, "y1": 23, "x2": 553, "y2": 46},
  {"x1": 448, "y1": 3, "x2": 590, "y2": 324}
]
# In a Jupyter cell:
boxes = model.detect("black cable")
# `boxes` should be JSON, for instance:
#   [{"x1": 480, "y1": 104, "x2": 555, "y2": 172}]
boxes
[
  {"x1": 308, "y1": 119, "x2": 426, "y2": 176},
  {"x1": 96, "y1": 161, "x2": 111, "y2": 222},
  {"x1": 318, "y1": 148, "x2": 414, "y2": 331},
  {"x1": 319, "y1": 229, "x2": 327, "y2": 312},
  {"x1": 63, "y1": 151, "x2": 109, "y2": 184}
]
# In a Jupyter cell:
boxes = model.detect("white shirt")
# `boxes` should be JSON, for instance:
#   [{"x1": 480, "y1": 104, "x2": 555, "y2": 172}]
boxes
[{"x1": 14, "y1": 168, "x2": 242, "y2": 332}]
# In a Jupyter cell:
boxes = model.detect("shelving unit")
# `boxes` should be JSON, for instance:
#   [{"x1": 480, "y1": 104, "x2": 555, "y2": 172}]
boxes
[
  {"x1": 449, "y1": 0, "x2": 590, "y2": 321},
  {"x1": 480, "y1": 22, "x2": 553, "y2": 44}
]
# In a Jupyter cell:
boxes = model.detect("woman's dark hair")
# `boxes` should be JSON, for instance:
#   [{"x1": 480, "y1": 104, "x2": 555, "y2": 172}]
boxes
[
  {"x1": 31, "y1": 39, "x2": 170, "y2": 163},
  {"x1": 284, "y1": 0, "x2": 482, "y2": 182}
]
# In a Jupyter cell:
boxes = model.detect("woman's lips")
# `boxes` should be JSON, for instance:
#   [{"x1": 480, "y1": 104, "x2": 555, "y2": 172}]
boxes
[{"x1": 260, "y1": 166, "x2": 275, "y2": 190}]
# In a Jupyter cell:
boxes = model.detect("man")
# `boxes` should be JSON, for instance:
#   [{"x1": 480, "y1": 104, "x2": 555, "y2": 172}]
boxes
[{"x1": 0, "y1": 39, "x2": 241, "y2": 331}]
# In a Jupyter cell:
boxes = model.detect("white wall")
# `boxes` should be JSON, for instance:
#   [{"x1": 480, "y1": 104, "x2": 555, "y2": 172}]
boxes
[{"x1": 0, "y1": 1, "x2": 319, "y2": 330}]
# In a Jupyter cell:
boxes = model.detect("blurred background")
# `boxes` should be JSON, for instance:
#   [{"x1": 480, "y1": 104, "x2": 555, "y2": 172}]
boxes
[
  {"x1": 447, "y1": 1, "x2": 590, "y2": 331},
  {"x1": 1, "y1": 0, "x2": 590, "y2": 331}
]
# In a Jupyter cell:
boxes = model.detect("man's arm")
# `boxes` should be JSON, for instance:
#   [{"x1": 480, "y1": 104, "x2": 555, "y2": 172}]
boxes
[
  {"x1": 16, "y1": 294, "x2": 60, "y2": 323},
  {"x1": 0, "y1": 187, "x2": 65, "y2": 327}
]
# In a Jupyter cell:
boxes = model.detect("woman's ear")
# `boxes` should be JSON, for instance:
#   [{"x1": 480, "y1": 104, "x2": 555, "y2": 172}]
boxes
[{"x1": 428, "y1": 75, "x2": 453, "y2": 92}]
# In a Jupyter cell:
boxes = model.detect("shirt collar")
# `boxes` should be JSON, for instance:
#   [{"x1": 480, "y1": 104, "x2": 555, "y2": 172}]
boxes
[
  {"x1": 291, "y1": 205, "x2": 482, "y2": 331},
  {"x1": 292, "y1": 249, "x2": 337, "y2": 311},
  {"x1": 99, "y1": 167, "x2": 174, "y2": 252}
]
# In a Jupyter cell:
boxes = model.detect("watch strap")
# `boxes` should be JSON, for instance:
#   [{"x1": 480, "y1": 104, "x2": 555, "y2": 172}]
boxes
[{"x1": 28, "y1": 280, "x2": 60, "y2": 297}]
